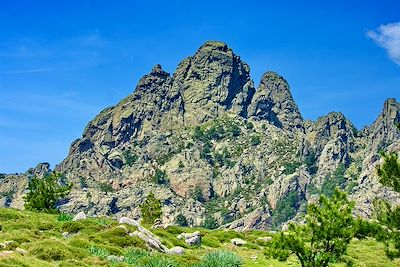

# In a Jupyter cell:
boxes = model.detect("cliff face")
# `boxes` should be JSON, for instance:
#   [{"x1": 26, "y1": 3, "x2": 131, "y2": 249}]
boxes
[{"x1": 1, "y1": 41, "x2": 400, "y2": 230}]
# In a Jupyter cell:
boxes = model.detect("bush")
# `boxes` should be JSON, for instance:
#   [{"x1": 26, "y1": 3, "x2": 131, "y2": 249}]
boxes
[
  {"x1": 271, "y1": 190, "x2": 300, "y2": 228},
  {"x1": 62, "y1": 221, "x2": 85, "y2": 233},
  {"x1": 98, "y1": 182, "x2": 114, "y2": 193},
  {"x1": 192, "y1": 185, "x2": 205, "y2": 203},
  {"x1": 58, "y1": 213, "x2": 73, "y2": 222},
  {"x1": 266, "y1": 189, "x2": 357, "y2": 267},
  {"x1": 282, "y1": 162, "x2": 301, "y2": 175},
  {"x1": 153, "y1": 169, "x2": 169, "y2": 185},
  {"x1": 250, "y1": 135, "x2": 261, "y2": 146},
  {"x1": 377, "y1": 152, "x2": 400, "y2": 192},
  {"x1": 140, "y1": 192, "x2": 162, "y2": 224},
  {"x1": 321, "y1": 164, "x2": 347, "y2": 197},
  {"x1": 175, "y1": 214, "x2": 188, "y2": 227},
  {"x1": 202, "y1": 215, "x2": 219, "y2": 230},
  {"x1": 123, "y1": 150, "x2": 138, "y2": 166},
  {"x1": 24, "y1": 172, "x2": 72, "y2": 213},
  {"x1": 196, "y1": 251, "x2": 243, "y2": 267}
]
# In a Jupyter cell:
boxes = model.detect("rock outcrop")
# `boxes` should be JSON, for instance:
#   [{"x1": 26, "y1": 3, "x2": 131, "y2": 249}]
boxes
[
  {"x1": 1, "y1": 41, "x2": 399, "y2": 231},
  {"x1": 248, "y1": 71, "x2": 303, "y2": 131}
]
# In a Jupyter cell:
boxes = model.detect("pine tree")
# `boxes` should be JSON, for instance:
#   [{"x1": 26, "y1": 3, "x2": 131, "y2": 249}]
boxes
[
  {"x1": 140, "y1": 192, "x2": 162, "y2": 224},
  {"x1": 24, "y1": 172, "x2": 72, "y2": 213},
  {"x1": 266, "y1": 189, "x2": 357, "y2": 267}
]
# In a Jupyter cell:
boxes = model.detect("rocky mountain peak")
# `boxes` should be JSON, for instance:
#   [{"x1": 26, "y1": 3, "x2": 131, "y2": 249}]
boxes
[
  {"x1": 171, "y1": 41, "x2": 255, "y2": 124},
  {"x1": 197, "y1": 41, "x2": 229, "y2": 53},
  {"x1": 247, "y1": 71, "x2": 303, "y2": 131},
  {"x1": 369, "y1": 98, "x2": 400, "y2": 150}
]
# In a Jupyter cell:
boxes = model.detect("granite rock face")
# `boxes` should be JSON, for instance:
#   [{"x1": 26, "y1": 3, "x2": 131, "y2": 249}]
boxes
[
  {"x1": 1, "y1": 41, "x2": 400, "y2": 231},
  {"x1": 248, "y1": 71, "x2": 303, "y2": 131}
]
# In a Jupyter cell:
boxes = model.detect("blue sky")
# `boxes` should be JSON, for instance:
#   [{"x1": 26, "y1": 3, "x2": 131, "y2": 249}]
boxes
[{"x1": 1, "y1": 0, "x2": 399, "y2": 173}]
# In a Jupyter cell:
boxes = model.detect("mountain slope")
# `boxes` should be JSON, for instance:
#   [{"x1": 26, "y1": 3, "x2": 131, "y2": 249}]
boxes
[{"x1": 1, "y1": 41, "x2": 400, "y2": 230}]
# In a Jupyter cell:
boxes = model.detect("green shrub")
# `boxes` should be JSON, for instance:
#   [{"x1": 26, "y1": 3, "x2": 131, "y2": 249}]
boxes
[
  {"x1": 191, "y1": 185, "x2": 205, "y2": 203},
  {"x1": 245, "y1": 121, "x2": 254, "y2": 130},
  {"x1": 202, "y1": 215, "x2": 219, "y2": 230},
  {"x1": 153, "y1": 169, "x2": 169, "y2": 185},
  {"x1": 62, "y1": 221, "x2": 85, "y2": 233},
  {"x1": 266, "y1": 189, "x2": 357, "y2": 267},
  {"x1": 140, "y1": 192, "x2": 162, "y2": 224},
  {"x1": 282, "y1": 162, "x2": 301, "y2": 175},
  {"x1": 196, "y1": 250, "x2": 243, "y2": 267},
  {"x1": 0, "y1": 173, "x2": 5, "y2": 179},
  {"x1": 98, "y1": 182, "x2": 114, "y2": 193},
  {"x1": 175, "y1": 214, "x2": 188, "y2": 227},
  {"x1": 123, "y1": 150, "x2": 139, "y2": 166},
  {"x1": 89, "y1": 246, "x2": 109, "y2": 259},
  {"x1": 250, "y1": 135, "x2": 261, "y2": 146},
  {"x1": 58, "y1": 213, "x2": 73, "y2": 222},
  {"x1": 321, "y1": 163, "x2": 347, "y2": 197},
  {"x1": 271, "y1": 190, "x2": 301, "y2": 228},
  {"x1": 202, "y1": 236, "x2": 221, "y2": 248},
  {"x1": 97, "y1": 227, "x2": 146, "y2": 248},
  {"x1": 24, "y1": 172, "x2": 72, "y2": 213},
  {"x1": 377, "y1": 152, "x2": 400, "y2": 192}
]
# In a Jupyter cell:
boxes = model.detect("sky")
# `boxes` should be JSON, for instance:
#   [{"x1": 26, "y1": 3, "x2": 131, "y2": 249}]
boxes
[{"x1": 0, "y1": 0, "x2": 399, "y2": 174}]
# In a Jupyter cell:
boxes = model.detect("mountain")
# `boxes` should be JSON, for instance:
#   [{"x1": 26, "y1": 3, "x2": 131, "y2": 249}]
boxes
[{"x1": 1, "y1": 41, "x2": 400, "y2": 230}]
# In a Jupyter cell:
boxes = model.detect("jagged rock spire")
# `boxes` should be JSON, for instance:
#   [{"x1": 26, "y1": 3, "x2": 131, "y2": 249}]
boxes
[{"x1": 247, "y1": 71, "x2": 303, "y2": 131}]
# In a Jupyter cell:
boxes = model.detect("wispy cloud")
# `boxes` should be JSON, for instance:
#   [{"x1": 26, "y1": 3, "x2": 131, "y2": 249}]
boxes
[{"x1": 367, "y1": 22, "x2": 400, "y2": 65}]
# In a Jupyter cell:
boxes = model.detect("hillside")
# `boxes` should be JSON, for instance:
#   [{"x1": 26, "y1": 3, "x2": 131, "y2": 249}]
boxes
[
  {"x1": 0, "y1": 208, "x2": 399, "y2": 267},
  {"x1": 1, "y1": 41, "x2": 400, "y2": 231}
]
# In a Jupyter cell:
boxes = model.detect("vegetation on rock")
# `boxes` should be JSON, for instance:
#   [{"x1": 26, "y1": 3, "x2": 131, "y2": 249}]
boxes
[
  {"x1": 140, "y1": 192, "x2": 162, "y2": 224},
  {"x1": 23, "y1": 172, "x2": 71, "y2": 213}
]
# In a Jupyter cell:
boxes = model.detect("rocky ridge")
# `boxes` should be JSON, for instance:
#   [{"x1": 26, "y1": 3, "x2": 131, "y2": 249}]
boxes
[{"x1": 1, "y1": 41, "x2": 400, "y2": 231}]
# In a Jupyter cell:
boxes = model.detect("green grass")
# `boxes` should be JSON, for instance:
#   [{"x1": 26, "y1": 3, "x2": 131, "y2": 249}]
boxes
[{"x1": 0, "y1": 208, "x2": 399, "y2": 267}]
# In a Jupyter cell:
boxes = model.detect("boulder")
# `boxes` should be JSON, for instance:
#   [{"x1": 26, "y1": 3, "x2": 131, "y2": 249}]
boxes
[
  {"x1": 15, "y1": 247, "x2": 28, "y2": 255},
  {"x1": 73, "y1": 211, "x2": 87, "y2": 221},
  {"x1": 230, "y1": 238, "x2": 247, "y2": 246},
  {"x1": 167, "y1": 246, "x2": 185, "y2": 255},
  {"x1": 120, "y1": 217, "x2": 168, "y2": 253},
  {"x1": 177, "y1": 231, "x2": 201, "y2": 246}
]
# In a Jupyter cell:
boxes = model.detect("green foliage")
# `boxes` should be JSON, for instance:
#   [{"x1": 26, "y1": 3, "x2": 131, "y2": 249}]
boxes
[
  {"x1": 79, "y1": 176, "x2": 88, "y2": 189},
  {"x1": 195, "y1": 250, "x2": 243, "y2": 267},
  {"x1": 98, "y1": 182, "x2": 114, "y2": 193},
  {"x1": 153, "y1": 168, "x2": 169, "y2": 185},
  {"x1": 140, "y1": 192, "x2": 162, "y2": 224},
  {"x1": 376, "y1": 152, "x2": 400, "y2": 192},
  {"x1": 0, "y1": 173, "x2": 5, "y2": 179},
  {"x1": 57, "y1": 213, "x2": 73, "y2": 222},
  {"x1": 178, "y1": 160, "x2": 185, "y2": 169},
  {"x1": 24, "y1": 172, "x2": 72, "y2": 213},
  {"x1": 321, "y1": 163, "x2": 347, "y2": 197},
  {"x1": 203, "y1": 215, "x2": 219, "y2": 230},
  {"x1": 214, "y1": 147, "x2": 234, "y2": 168},
  {"x1": 250, "y1": 135, "x2": 261, "y2": 146},
  {"x1": 228, "y1": 124, "x2": 241, "y2": 137},
  {"x1": 271, "y1": 190, "x2": 300, "y2": 228},
  {"x1": 245, "y1": 121, "x2": 254, "y2": 130},
  {"x1": 175, "y1": 213, "x2": 188, "y2": 227},
  {"x1": 282, "y1": 162, "x2": 301, "y2": 175},
  {"x1": 123, "y1": 150, "x2": 139, "y2": 166},
  {"x1": 89, "y1": 246, "x2": 109, "y2": 259},
  {"x1": 62, "y1": 221, "x2": 85, "y2": 233},
  {"x1": 304, "y1": 150, "x2": 318, "y2": 175},
  {"x1": 266, "y1": 189, "x2": 357, "y2": 267},
  {"x1": 373, "y1": 200, "x2": 400, "y2": 259},
  {"x1": 192, "y1": 185, "x2": 205, "y2": 203}
]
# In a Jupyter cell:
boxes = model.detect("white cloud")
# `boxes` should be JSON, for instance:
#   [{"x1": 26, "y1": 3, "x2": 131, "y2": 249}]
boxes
[{"x1": 367, "y1": 22, "x2": 400, "y2": 65}]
